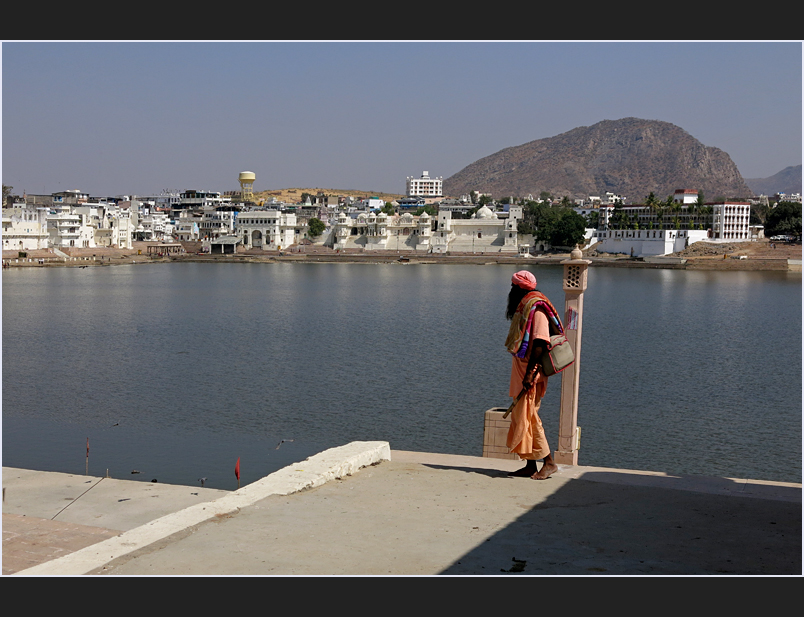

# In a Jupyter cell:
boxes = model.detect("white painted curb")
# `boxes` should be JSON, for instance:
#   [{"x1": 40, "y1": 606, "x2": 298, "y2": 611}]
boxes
[{"x1": 13, "y1": 441, "x2": 391, "y2": 576}]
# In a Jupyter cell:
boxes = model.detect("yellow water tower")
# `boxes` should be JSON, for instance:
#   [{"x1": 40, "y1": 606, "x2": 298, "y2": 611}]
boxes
[{"x1": 239, "y1": 171, "x2": 256, "y2": 203}]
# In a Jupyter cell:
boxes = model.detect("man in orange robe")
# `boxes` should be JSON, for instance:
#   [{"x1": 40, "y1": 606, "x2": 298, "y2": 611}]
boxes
[{"x1": 504, "y1": 270, "x2": 558, "y2": 480}]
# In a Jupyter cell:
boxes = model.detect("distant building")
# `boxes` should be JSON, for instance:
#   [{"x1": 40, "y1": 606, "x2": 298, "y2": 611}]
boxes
[
  {"x1": 396, "y1": 197, "x2": 426, "y2": 210},
  {"x1": 174, "y1": 216, "x2": 200, "y2": 242},
  {"x1": 601, "y1": 192, "x2": 626, "y2": 205},
  {"x1": 330, "y1": 210, "x2": 434, "y2": 252},
  {"x1": 774, "y1": 192, "x2": 802, "y2": 203},
  {"x1": 673, "y1": 189, "x2": 700, "y2": 204},
  {"x1": 406, "y1": 171, "x2": 443, "y2": 199},
  {"x1": 46, "y1": 205, "x2": 96, "y2": 248},
  {"x1": 236, "y1": 209, "x2": 297, "y2": 250},
  {"x1": 175, "y1": 190, "x2": 229, "y2": 217},
  {"x1": 2, "y1": 203, "x2": 50, "y2": 251},
  {"x1": 431, "y1": 205, "x2": 522, "y2": 254},
  {"x1": 593, "y1": 228, "x2": 709, "y2": 257},
  {"x1": 711, "y1": 201, "x2": 751, "y2": 241},
  {"x1": 199, "y1": 205, "x2": 238, "y2": 240},
  {"x1": 359, "y1": 197, "x2": 385, "y2": 210}
]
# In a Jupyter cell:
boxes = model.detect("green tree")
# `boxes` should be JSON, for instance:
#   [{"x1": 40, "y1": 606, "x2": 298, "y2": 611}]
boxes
[
  {"x1": 765, "y1": 202, "x2": 802, "y2": 238},
  {"x1": 549, "y1": 210, "x2": 587, "y2": 247},
  {"x1": 526, "y1": 205, "x2": 586, "y2": 247},
  {"x1": 655, "y1": 203, "x2": 666, "y2": 229},
  {"x1": 2, "y1": 184, "x2": 12, "y2": 205},
  {"x1": 415, "y1": 205, "x2": 437, "y2": 216},
  {"x1": 478, "y1": 194, "x2": 492, "y2": 206},
  {"x1": 381, "y1": 203, "x2": 395, "y2": 215},
  {"x1": 750, "y1": 203, "x2": 772, "y2": 226},
  {"x1": 610, "y1": 202, "x2": 627, "y2": 229},
  {"x1": 307, "y1": 217, "x2": 325, "y2": 237}
]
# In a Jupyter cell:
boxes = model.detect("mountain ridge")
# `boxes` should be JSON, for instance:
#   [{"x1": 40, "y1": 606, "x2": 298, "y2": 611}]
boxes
[
  {"x1": 443, "y1": 117, "x2": 755, "y2": 202},
  {"x1": 745, "y1": 165, "x2": 802, "y2": 196}
]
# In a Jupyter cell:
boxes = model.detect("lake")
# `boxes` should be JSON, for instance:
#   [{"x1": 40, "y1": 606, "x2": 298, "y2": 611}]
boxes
[{"x1": 2, "y1": 262, "x2": 801, "y2": 489}]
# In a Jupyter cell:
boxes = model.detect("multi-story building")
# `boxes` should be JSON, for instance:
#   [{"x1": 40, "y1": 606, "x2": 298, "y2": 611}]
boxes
[
  {"x1": 774, "y1": 192, "x2": 802, "y2": 203},
  {"x1": 711, "y1": 202, "x2": 751, "y2": 241},
  {"x1": 406, "y1": 171, "x2": 443, "y2": 199},
  {"x1": 199, "y1": 205, "x2": 238, "y2": 240},
  {"x1": 236, "y1": 209, "x2": 297, "y2": 250},
  {"x1": 2, "y1": 203, "x2": 50, "y2": 251},
  {"x1": 327, "y1": 204, "x2": 523, "y2": 254},
  {"x1": 173, "y1": 190, "x2": 229, "y2": 218},
  {"x1": 73, "y1": 203, "x2": 136, "y2": 249},
  {"x1": 174, "y1": 214, "x2": 201, "y2": 242},
  {"x1": 134, "y1": 211, "x2": 172, "y2": 243},
  {"x1": 46, "y1": 205, "x2": 96, "y2": 248}
]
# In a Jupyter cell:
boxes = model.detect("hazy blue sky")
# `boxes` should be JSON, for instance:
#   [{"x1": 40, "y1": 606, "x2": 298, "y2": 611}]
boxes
[{"x1": 2, "y1": 41, "x2": 801, "y2": 198}]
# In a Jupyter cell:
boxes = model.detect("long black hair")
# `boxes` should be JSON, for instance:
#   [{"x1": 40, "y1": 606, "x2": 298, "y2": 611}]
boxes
[{"x1": 506, "y1": 284, "x2": 533, "y2": 321}]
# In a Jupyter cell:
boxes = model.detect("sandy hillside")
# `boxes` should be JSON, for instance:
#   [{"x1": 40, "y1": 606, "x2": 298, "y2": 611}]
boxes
[{"x1": 254, "y1": 188, "x2": 404, "y2": 204}]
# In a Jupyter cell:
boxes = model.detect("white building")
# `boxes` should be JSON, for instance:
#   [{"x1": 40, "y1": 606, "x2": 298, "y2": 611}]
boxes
[
  {"x1": 711, "y1": 201, "x2": 751, "y2": 241},
  {"x1": 2, "y1": 203, "x2": 50, "y2": 251},
  {"x1": 673, "y1": 189, "x2": 700, "y2": 204},
  {"x1": 174, "y1": 215, "x2": 201, "y2": 242},
  {"x1": 134, "y1": 211, "x2": 172, "y2": 243},
  {"x1": 601, "y1": 192, "x2": 626, "y2": 205},
  {"x1": 174, "y1": 190, "x2": 230, "y2": 218},
  {"x1": 359, "y1": 197, "x2": 385, "y2": 210},
  {"x1": 406, "y1": 171, "x2": 443, "y2": 199},
  {"x1": 593, "y1": 228, "x2": 709, "y2": 257},
  {"x1": 236, "y1": 209, "x2": 297, "y2": 250},
  {"x1": 199, "y1": 206, "x2": 238, "y2": 240},
  {"x1": 46, "y1": 206, "x2": 96, "y2": 248},
  {"x1": 330, "y1": 210, "x2": 434, "y2": 252},
  {"x1": 774, "y1": 192, "x2": 802, "y2": 203},
  {"x1": 430, "y1": 205, "x2": 522, "y2": 254},
  {"x1": 74, "y1": 203, "x2": 136, "y2": 249}
]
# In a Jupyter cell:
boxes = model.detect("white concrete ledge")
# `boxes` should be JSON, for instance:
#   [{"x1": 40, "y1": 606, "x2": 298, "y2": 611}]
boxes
[{"x1": 13, "y1": 441, "x2": 390, "y2": 576}]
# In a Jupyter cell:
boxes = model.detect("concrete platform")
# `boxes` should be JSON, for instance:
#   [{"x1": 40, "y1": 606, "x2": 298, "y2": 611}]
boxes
[{"x1": 3, "y1": 443, "x2": 801, "y2": 576}]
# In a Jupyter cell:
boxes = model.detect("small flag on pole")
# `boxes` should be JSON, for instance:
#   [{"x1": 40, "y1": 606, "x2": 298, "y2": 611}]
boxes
[
  {"x1": 235, "y1": 457, "x2": 240, "y2": 488},
  {"x1": 86, "y1": 438, "x2": 90, "y2": 457}
]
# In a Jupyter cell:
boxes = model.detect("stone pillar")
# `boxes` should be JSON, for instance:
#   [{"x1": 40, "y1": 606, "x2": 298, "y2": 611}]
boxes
[{"x1": 555, "y1": 247, "x2": 591, "y2": 465}]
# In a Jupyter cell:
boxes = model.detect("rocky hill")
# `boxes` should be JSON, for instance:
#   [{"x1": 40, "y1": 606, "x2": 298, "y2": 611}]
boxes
[
  {"x1": 443, "y1": 118, "x2": 753, "y2": 203},
  {"x1": 745, "y1": 165, "x2": 802, "y2": 196}
]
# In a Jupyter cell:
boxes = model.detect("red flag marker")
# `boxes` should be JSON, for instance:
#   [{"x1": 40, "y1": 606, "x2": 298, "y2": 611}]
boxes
[{"x1": 235, "y1": 457, "x2": 240, "y2": 483}]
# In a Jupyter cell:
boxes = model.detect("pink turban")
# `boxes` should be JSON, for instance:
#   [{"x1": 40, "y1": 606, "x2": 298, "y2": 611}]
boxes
[{"x1": 512, "y1": 270, "x2": 537, "y2": 290}]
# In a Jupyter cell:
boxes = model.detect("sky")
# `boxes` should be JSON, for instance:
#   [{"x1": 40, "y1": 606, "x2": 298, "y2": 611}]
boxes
[{"x1": 2, "y1": 41, "x2": 802, "y2": 198}]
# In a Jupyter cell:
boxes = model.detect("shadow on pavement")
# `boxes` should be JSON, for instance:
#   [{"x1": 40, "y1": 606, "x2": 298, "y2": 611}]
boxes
[{"x1": 434, "y1": 468, "x2": 801, "y2": 575}]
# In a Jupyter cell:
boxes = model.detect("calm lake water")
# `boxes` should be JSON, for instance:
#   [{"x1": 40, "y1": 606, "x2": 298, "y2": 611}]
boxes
[{"x1": 2, "y1": 262, "x2": 801, "y2": 489}]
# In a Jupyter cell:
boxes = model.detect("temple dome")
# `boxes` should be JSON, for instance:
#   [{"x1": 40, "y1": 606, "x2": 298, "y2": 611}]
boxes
[{"x1": 473, "y1": 205, "x2": 497, "y2": 219}]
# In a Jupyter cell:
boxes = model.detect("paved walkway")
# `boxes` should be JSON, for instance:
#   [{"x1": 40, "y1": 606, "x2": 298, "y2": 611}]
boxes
[{"x1": 3, "y1": 443, "x2": 801, "y2": 575}]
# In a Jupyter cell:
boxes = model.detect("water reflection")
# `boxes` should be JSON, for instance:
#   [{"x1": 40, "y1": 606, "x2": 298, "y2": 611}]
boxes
[{"x1": 3, "y1": 264, "x2": 801, "y2": 488}]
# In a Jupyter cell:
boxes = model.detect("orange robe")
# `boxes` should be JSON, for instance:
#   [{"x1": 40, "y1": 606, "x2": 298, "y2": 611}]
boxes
[{"x1": 506, "y1": 308, "x2": 551, "y2": 460}]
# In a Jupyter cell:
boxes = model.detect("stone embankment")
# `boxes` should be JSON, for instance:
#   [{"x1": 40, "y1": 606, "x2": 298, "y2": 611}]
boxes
[{"x1": 4, "y1": 240, "x2": 801, "y2": 271}]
